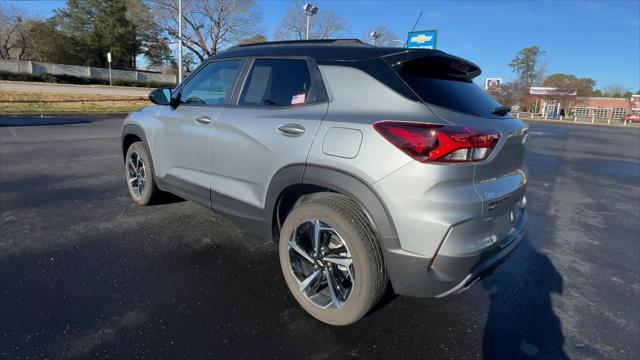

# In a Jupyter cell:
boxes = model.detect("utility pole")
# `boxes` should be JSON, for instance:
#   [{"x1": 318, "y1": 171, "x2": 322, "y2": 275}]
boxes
[
  {"x1": 305, "y1": 13, "x2": 310, "y2": 40},
  {"x1": 178, "y1": 0, "x2": 183, "y2": 83},
  {"x1": 303, "y1": 3, "x2": 318, "y2": 40}
]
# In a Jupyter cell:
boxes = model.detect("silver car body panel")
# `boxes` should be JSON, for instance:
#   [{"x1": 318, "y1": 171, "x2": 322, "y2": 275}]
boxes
[
  {"x1": 152, "y1": 104, "x2": 226, "y2": 206},
  {"x1": 211, "y1": 103, "x2": 328, "y2": 209},
  {"x1": 122, "y1": 46, "x2": 528, "y2": 298}
]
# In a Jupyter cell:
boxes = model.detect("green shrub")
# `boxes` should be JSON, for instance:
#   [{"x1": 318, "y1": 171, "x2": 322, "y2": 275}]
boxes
[{"x1": 0, "y1": 71, "x2": 175, "y2": 88}]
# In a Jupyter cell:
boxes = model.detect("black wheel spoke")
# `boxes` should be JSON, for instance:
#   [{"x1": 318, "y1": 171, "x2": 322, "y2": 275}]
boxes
[
  {"x1": 288, "y1": 218, "x2": 354, "y2": 309},
  {"x1": 127, "y1": 151, "x2": 146, "y2": 197}
]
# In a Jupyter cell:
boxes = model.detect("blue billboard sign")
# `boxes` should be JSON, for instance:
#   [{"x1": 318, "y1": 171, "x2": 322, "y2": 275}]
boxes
[{"x1": 406, "y1": 29, "x2": 438, "y2": 49}]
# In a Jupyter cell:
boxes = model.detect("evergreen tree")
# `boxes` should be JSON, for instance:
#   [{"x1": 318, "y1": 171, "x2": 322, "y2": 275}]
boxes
[
  {"x1": 509, "y1": 46, "x2": 545, "y2": 88},
  {"x1": 51, "y1": 0, "x2": 170, "y2": 69}
]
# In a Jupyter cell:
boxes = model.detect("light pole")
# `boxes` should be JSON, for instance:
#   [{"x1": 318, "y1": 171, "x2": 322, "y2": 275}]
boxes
[
  {"x1": 178, "y1": 0, "x2": 183, "y2": 83},
  {"x1": 369, "y1": 31, "x2": 380, "y2": 46},
  {"x1": 303, "y1": 3, "x2": 318, "y2": 40}
]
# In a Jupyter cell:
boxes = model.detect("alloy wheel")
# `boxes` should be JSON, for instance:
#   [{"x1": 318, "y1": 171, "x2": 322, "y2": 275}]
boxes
[
  {"x1": 288, "y1": 219, "x2": 354, "y2": 309},
  {"x1": 127, "y1": 152, "x2": 146, "y2": 197}
]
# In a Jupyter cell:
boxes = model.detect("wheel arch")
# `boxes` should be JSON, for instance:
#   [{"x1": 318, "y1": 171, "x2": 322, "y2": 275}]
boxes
[
  {"x1": 121, "y1": 124, "x2": 159, "y2": 183},
  {"x1": 121, "y1": 124, "x2": 150, "y2": 160},
  {"x1": 266, "y1": 164, "x2": 400, "y2": 251}
]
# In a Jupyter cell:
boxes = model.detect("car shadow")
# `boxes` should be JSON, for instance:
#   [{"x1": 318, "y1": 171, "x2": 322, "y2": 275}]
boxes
[
  {"x1": 151, "y1": 191, "x2": 186, "y2": 205},
  {"x1": 481, "y1": 238, "x2": 568, "y2": 359}
]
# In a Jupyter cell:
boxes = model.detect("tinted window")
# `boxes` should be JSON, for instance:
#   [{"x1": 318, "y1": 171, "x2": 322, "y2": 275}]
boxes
[
  {"x1": 180, "y1": 60, "x2": 241, "y2": 105},
  {"x1": 398, "y1": 60, "x2": 503, "y2": 118},
  {"x1": 239, "y1": 59, "x2": 311, "y2": 106}
]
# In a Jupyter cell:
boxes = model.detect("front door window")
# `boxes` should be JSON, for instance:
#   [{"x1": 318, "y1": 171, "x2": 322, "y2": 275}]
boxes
[{"x1": 180, "y1": 60, "x2": 242, "y2": 106}]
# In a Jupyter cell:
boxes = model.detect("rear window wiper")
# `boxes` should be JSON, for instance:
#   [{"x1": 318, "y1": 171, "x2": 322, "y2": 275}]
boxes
[{"x1": 491, "y1": 106, "x2": 511, "y2": 116}]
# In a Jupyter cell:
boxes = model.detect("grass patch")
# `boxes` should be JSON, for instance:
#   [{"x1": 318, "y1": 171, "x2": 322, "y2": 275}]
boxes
[{"x1": 0, "y1": 90, "x2": 151, "y2": 114}]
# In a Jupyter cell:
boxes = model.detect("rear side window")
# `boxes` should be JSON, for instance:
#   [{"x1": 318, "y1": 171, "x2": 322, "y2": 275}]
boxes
[
  {"x1": 180, "y1": 60, "x2": 241, "y2": 105},
  {"x1": 239, "y1": 59, "x2": 311, "y2": 107},
  {"x1": 397, "y1": 59, "x2": 503, "y2": 118}
]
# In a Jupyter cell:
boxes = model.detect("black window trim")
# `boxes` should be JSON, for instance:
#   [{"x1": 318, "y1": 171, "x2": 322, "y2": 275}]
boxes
[
  {"x1": 229, "y1": 56, "x2": 329, "y2": 109},
  {"x1": 173, "y1": 57, "x2": 248, "y2": 108}
]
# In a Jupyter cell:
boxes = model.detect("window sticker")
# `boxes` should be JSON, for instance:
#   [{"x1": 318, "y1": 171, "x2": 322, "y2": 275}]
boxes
[{"x1": 291, "y1": 93, "x2": 306, "y2": 105}]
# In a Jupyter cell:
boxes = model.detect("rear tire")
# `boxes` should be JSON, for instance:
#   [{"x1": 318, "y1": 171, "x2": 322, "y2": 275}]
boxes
[
  {"x1": 278, "y1": 195, "x2": 387, "y2": 325},
  {"x1": 125, "y1": 142, "x2": 159, "y2": 206}
]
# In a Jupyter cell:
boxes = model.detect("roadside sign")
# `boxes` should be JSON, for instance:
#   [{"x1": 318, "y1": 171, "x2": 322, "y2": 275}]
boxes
[
  {"x1": 406, "y1": 29, "x2": 438, "y2": 49},
  {"x1": 529, "y1": 87, "x2": 577, "y2": 96},
  {"x1": 107, "y1": 52, "x2": 112, "y2": 86},
  {"x1": 485, "y1": 78, "x2": 502, "y2": 90}
]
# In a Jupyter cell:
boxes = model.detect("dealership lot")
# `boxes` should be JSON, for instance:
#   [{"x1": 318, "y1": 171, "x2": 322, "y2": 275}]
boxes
[{"x1": 1, "y1": 116, "x2": 638, "y2": 359}]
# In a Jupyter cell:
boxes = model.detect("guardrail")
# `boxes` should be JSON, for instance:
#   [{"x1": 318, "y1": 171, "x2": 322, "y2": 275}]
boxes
[{"x1": 514, "y1": 112, "x2": 639, "y2": 127}]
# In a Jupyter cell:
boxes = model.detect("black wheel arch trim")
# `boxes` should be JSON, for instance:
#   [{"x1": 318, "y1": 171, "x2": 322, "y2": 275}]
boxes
[
  {"x1": 122, "y1": 124, "x2": 150, "y2": 160},
  {"x1": 265, "y1": 164, "x2": 400, "y2": 251},
  {"x1": 121, "y1": 123, "x2": 159, "y2": 187}
]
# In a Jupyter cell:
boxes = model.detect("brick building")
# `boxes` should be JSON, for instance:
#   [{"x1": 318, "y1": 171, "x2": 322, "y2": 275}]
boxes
[
  {"x1": 531, "y1": 87, "x2": 639, "y2": 119},
  {"x1": 570, "y1": 97, "x2": 634, "y2": 119}
]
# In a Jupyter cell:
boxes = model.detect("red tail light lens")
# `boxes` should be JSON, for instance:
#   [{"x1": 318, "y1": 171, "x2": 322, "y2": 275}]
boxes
[{"x1": 373, "y1": 121, "x2": 501, "y2": 163}]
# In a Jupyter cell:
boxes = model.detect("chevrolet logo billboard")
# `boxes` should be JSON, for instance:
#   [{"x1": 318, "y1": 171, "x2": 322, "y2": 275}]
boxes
[{"x1": 407, "y1": 30, "x2": 438, "y2": 49}]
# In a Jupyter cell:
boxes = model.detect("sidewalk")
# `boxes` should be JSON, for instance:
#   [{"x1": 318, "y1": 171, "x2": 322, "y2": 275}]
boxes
[
  {"x1": 0, "y1": 80, "x2": 153, "y2": 97},
  {"x1": 515, "y1": 112, "x2": 640, "y2": 128}
]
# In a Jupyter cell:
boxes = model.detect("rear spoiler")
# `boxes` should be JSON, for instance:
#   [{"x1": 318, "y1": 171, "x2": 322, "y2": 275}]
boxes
[{"x1": 381, "y1": 50, "x2": 482, "y2": 82}]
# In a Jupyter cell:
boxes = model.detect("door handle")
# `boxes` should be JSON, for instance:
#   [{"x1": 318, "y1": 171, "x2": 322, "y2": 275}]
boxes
[
  {"x1": 194, "y1": 115, "x2": 212, "y2": 124},
  {"x1": 277, "y1": 124, "x2": 305, "y2": 137}
]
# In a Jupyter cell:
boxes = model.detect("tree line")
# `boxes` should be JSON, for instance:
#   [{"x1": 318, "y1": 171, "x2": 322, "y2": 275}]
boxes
[
  {"x1": 1, "y1": 0, "x2": 371, "y2": 74},
  {"x1": 2, "y1": 0, "x2": 636, "y2": 97},
  {"x1": 489, "y1": 46, "x2": 639, "y2": 111},
  {"x1": 1, "y1": 0, "x2": 171, "y2": 70}
]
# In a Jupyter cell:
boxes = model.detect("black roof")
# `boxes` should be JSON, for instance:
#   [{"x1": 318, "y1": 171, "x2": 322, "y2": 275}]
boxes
[{"x1": 215, "y1": 39, "x2": 448, "y2": 62}]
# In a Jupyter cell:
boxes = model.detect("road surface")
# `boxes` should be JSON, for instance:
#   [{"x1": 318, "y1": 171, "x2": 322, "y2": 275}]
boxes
[{"x1": 1, "y1": 116, "x2": 638, "y2": 359}]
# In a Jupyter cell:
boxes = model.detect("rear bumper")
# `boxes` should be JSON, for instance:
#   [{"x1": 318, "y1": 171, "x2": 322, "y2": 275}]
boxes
[{"x1": 384, "y1": 209, "x2": 526, "y2": 298}]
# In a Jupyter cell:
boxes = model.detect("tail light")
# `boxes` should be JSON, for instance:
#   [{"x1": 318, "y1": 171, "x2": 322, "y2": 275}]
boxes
[{"x1": 373, "y1": 121, "x2": 501, "y2": 163}]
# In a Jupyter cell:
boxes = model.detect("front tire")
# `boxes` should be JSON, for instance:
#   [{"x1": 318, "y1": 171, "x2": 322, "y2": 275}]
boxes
[
  {"x1": 279, "y1": 195, "x2": 388, "y2": 325},
  {"x1": 125, "y1": 142, "x2": 159, "y2": 205}
]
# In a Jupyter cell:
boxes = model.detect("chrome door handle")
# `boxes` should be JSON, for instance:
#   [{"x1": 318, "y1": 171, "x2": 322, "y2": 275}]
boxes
[
  {"x1": 277, "y1": 124, "x2": 305, "y2": 137},
  {"x1": 194, "y1": 115, "x2": 212, "y2": 124}
]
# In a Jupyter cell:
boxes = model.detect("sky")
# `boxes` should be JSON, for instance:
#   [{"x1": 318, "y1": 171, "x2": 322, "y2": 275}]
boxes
[{"x1": 3, "y1": 0, "x2": 640, "y2": 91}]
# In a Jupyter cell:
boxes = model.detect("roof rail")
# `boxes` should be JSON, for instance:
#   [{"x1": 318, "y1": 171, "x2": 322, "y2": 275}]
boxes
[{"x1": 234, "y1": 39, "x2": 371, "y2": 48}]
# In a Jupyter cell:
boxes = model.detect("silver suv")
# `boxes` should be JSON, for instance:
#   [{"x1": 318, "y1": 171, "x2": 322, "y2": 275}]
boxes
[{"x1": 121, "y1": 39, "x2": 528, "y2": 325}]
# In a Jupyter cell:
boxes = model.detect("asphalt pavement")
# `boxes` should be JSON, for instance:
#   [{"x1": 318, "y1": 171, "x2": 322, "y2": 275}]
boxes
[
  {"x1": 0, "y1": 81, "x2": 152, "y2": 97},
  {"x1": 1, "y1": 116, "x2": 638, "y2": 359}
]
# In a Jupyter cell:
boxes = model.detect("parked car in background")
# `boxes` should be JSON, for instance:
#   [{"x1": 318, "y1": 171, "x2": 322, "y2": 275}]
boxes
[
  {"x1": 622, "y1": 114, "x2": 640, "y2": 123},
  {"x1": 121, "y1": 39, "x2": 529, "y2": 325}
]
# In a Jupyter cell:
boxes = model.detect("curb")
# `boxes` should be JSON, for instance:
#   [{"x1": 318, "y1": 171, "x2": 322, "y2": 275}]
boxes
[
  {"x1": 0, "y1": 80, "x2": 156, "y2": 91},
  {"x1": 0, "y1": 112, "x2": 131, "y2": 117}
]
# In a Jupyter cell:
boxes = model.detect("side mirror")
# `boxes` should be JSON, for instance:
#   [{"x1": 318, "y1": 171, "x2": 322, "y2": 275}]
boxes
[{"x1": 149, "y1": 88, "x2": 172, "y2": 106}]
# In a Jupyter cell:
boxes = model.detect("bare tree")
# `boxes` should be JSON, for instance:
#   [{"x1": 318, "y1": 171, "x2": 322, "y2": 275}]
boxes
[
  {"x1": 487, "y1": 82, "x2": 520, "y2": 108},
  {"x1": 273, "y1": 0, "x2": 347, "y2": 40},
  {"x1": 601, "y1": 84, "x2": 629, "y2": 98},
  {"x1": 148, "y1": 0, "x2": 263, "y2": 61},
  {"x1": 363, "y1": 25, "x2": 402, "y2": 47},
  {"x1": 0, "y1": 6, "x2": 30, "y2": 60}
]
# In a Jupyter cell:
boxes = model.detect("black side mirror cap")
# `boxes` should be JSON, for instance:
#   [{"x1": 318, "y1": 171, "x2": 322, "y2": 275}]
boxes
[{"x1": 149, "y1": 88, "x2": 172, "y2": 106}]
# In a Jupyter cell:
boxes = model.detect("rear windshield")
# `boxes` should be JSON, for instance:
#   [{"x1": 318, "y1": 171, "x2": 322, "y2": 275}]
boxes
[{"x1": 397, "y1": 59, "x2": 503, "y2": 118}]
